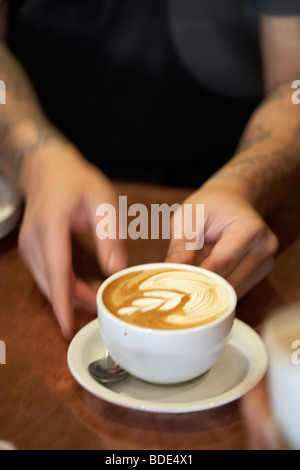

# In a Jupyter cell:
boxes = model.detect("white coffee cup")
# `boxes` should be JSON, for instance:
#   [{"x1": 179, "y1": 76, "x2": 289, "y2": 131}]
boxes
[
  {"x1": 263, "y1": 303, "x2": 300, "y2": 450},
  {"x1": 97, "y1": 262, "x2": 237, "y2": 384}
]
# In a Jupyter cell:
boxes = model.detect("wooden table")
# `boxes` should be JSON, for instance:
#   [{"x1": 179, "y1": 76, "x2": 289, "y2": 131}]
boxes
[{"x1": 0, "y1": 181, "x2": 299, "y2": 451}]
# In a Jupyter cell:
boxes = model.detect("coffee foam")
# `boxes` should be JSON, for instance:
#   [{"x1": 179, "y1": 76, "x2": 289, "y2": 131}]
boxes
[{"x1": 102, "y1": 268, "x2": 231, "y2": 329}]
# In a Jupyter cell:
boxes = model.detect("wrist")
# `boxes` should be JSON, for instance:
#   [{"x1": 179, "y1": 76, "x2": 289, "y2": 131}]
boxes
[
  {"x1": 201, "y1": 174, "x2": 255, "y2": 205},
  {"x1": 15, "y1": 124, "x2": 77, "y2": 197},
  {"x1": 203, "y1": 142, "x2": 280, "y2": 214}
]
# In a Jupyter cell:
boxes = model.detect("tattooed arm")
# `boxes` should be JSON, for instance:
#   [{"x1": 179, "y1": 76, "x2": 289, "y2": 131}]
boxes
[
  {"x1": 206, "y1": 15, "x2": 300, "y2": 215},
  {"x1": 0, "y1": 1, "x2": 65, "y2": 187},
  {"x1": 209, "y1": 80, "x2": 300, "y2": 215},
  {"x1": 0, "y1": 3, "x2": 127, "y2": 338},
  {"x1": 167, "y1": 15, "x2": 300, "y2": 297}
]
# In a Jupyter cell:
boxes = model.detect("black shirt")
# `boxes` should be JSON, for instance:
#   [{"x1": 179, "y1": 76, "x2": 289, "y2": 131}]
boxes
[{"x1": 7, "y1": 0, "x2": 300, "y2": 186}]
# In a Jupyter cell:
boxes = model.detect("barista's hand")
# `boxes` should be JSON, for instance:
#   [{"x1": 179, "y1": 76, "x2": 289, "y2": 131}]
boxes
[
  {"x1": 18, "y1": 141, "x2": 127, "y2": 338},
  {"x1": 165, "y1": 181, "x2": 278, "y2": 298}
]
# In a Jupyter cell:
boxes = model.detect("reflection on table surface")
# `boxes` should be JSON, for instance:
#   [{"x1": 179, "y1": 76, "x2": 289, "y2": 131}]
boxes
[{"x1": 0, "y1": 181, "x2": 299, "y2": 450}]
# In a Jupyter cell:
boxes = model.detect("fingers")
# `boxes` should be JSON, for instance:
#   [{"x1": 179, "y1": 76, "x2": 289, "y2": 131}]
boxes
[
  {"x1": 71, "y1": 274, "x2": 97, "y2": 313},
  {"x1": 19, "y1": 191, "x2": 128, "y2": 340},
  {"x1": 90, "y1": 194, "x2": 128, "y2": 276},
  {"x1": 40, "y1": 221, "x2": 74, "y2": 339},
  {"x1": 97, "y1": 239, "x2": 128, "y2": 277},
  {"x1": 226, "y1": 253, "x2": 275, "y2": 299},
  {"x1": 19, "y1": 217, "x2": 96, "y2": 340},
  {"x1": 165, "y1": 206, "x2": 197, "y2": 265},
  {"x1": 165, "y1": 197, "x2": 278, "y2": 298},
  {"x1": 17, "y1": 151, "x2": 129, "y2": 340},
  {"x1": 165, "y1": 238, "x2": 196, "y2": 265},
  {"x1": 200, "y1": 219, "x2": 278, "y2": 297}
]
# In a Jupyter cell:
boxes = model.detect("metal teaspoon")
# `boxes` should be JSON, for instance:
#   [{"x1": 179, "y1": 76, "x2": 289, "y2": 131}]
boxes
[{"x1": 88, "y1": 352, "x2": 127, "y2": 384}]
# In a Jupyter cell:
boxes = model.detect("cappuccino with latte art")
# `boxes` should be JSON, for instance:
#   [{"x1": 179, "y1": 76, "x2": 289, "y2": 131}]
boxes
[
  {"x1": 103, "y1": 268, "x2": 231, "y2": 329},
  {"x1": 98, "y1": 263, "x2": 237, "y2": 383}
]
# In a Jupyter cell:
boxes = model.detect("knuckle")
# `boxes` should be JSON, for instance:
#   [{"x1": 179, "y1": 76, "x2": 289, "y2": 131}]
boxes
[
  {"x1": 251, "y1": 218, "x2": 268, "y2": 240},
  {"x1": 252, "y1": 221, "x2": 279, "y2": 257},
  {"x1": 252, "y1": 219, "x2": 277, "y2": 244}
]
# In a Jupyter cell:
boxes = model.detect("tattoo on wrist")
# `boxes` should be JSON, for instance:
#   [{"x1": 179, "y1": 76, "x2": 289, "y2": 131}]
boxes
[
  {"x1": 0, "y1": 118, "x2": 62, "y2": 182},
  {"x1": 0, "y1": 38, "x2": 64, "y2": 182}
]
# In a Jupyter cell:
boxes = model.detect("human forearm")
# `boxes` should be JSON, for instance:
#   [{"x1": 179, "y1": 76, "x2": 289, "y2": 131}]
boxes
[
  {"x1": 206, "y1": 80, "x2": 300, "y2": 215},
  {"x1": 0, "y1": 41, "x2": 68, "y2": 193}
]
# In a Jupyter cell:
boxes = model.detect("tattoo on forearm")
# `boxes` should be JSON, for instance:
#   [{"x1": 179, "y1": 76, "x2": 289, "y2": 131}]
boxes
[
  {"x1": 212, "y1": 77, "x2": 300, "y2": 213},
  {"x1": 0, "y1": 117, "x2": 61, "y2": 182},
  {"x1": 213, "y1": 124, "x2": 300, "y2": 213},
  {"x1": 0, "y1": 41, "x2": 63, "y2": 183},
  {"x1": 237, "y1": 124, "x2": 272, "y2": 152}
]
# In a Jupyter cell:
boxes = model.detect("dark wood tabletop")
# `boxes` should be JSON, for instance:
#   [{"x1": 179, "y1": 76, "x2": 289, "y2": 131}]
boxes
[{"x1": 0, "y1": 181, "x2": 299, "y2": 450}]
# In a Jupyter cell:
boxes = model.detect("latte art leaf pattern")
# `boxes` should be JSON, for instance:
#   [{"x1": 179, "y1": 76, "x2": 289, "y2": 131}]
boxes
[
  {"x1": 103, "y1": 269, "x2": 232, "y2": 329},
  {"x1": 119, "y1": 290, "x2": 184, "y2": 315}
]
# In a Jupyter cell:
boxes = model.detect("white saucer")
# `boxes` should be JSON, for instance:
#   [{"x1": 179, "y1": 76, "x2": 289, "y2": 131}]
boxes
[
  {"x1": 67, "y1": 318, "x2": 268, "y2": 414},
  {"x1": 0, "y1": 175, "x2": 21, "y2": 240}
]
